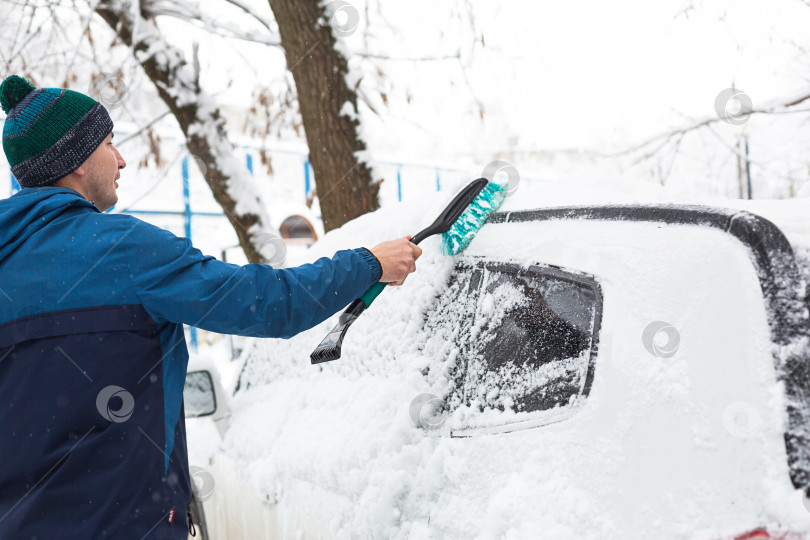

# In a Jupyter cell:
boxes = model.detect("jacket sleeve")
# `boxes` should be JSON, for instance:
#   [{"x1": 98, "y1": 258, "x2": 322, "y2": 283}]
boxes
[{"x1": 121, "y1": 218, "x2": 381, "y2": 339}]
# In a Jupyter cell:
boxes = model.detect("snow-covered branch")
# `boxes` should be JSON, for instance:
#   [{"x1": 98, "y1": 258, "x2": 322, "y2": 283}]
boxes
[
  {"x1": 96, "y1": 0, "x2": 280, "y2": 265},
  {"x1": 145, "y1": 0, "x2": 282, "y2": 47}
]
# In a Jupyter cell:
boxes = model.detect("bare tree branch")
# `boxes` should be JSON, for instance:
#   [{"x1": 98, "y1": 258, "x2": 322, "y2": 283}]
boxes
[
  {"x1": 607, "y1": 90, "x2": 810, "y2": 159},
  {"x1": 358, "y1": 52, "x2": 461, "y2": 62},
  {"x1": 117, "y1": 108, "x2": 173, "y2": 146},
  {"x1": 221, "y1": 0, "x2": 275, "y2": 34},
  {"x1": 62, "y1": 0, "x2": 100, "y2": 82},
  {"x1": 147, "y1": 0, "x2": 282, "y2": 45},
  {"x1": 6, "y1": 7, "x2": 53, "y2": 65}
]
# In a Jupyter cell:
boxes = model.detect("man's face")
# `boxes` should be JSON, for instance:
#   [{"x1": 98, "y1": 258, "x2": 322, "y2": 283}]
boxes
[{"x1": 81, "y1": 133, "x2": 126, "y2": 212}]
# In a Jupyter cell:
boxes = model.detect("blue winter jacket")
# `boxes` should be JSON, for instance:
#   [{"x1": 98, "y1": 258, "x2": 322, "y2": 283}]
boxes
[{"x1": 0, "y1": 187, "x2": 381, "y2": 539}]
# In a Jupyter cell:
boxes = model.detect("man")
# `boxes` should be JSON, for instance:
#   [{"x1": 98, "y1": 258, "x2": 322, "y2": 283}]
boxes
[{"x1": 0, "y1": 75, "x2": 421, "y2": 538}]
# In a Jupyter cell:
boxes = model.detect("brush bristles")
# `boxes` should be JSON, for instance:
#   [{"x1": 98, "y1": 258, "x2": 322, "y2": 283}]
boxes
[{"x1": 441, "y1": 181, "x2": 507, "y2": 255}]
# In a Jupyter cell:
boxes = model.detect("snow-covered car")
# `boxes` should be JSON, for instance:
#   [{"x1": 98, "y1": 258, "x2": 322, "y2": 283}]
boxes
[{"x1": 183, "y1": 195, "x2": 810, "y2": 540}]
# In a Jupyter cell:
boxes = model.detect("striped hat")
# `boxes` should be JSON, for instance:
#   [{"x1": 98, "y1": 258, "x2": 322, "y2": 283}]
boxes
[{"x1": 0, "y1": 75, "x2": 113, "y2": 188}]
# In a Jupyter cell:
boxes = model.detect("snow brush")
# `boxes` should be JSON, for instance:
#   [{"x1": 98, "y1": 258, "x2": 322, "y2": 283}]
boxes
[{"x1": 310, "y1": 177, "x2": 507, "y2": 364}]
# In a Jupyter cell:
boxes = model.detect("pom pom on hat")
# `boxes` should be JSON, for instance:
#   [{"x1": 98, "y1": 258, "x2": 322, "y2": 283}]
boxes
[{"x1": 0, "y1": 75, "x2": 36, "y2": 114}]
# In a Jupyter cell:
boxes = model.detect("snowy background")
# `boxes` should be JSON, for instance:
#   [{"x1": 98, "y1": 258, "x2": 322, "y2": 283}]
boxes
[
  {"x1": 3, "y1": 0, "x2": 810, "y2": 219},
  {"x1": 2, "y1": 0, "x2": 810, "y2": 537}
]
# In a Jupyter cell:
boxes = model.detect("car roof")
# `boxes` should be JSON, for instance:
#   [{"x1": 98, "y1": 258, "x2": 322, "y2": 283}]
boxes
[{"x1": 490, "y1": 180, "x2": 809, "y2": 250}]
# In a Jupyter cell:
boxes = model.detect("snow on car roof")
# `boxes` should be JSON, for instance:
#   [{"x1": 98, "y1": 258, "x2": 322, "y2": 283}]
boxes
[
  {"x1": 494, "y1": 178, "x2": 810, "y2": 250},
  {"x1": 296, "y1": 178, "x2": 810, "y2": 261}
]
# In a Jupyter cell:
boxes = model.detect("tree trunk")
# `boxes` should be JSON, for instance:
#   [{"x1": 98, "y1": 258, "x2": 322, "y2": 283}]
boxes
[
  {"x1": 269, "y1": 0, "x2": 379, "y2": 232},
  {"x1": 96, "y1": 1, "x2": 277, "y2": 264}
]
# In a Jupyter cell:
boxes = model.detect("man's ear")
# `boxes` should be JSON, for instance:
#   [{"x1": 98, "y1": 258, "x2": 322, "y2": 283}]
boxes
[{"x1": 72, "y1": 165, "x2": 86, "y2": 177}]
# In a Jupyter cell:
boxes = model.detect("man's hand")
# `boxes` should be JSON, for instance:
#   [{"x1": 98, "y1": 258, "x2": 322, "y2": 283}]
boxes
[{"x1": 370, "y1": 236, "x2": 422, "y2": 286}]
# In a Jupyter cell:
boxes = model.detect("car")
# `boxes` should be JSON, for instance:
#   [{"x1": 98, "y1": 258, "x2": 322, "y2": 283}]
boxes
[{"x1": 183, "y1": 193, "x2": 810, "y2": 539}]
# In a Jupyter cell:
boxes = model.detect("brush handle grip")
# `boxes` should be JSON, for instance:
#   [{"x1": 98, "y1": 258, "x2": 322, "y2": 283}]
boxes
[
  {"x1": 359, "y1": 281, "x2": 387, "y2": 307},
  {"x1": 359, "y1": 231, "x2": 430, "y2": 308}
]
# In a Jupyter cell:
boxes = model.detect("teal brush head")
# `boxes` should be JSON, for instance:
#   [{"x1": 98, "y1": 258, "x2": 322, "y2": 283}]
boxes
[{"x1": 441, "y1": 180, "x2": 507, "y2": 255}]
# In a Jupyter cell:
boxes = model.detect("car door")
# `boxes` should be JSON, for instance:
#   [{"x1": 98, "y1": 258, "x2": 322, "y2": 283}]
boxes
[{"x1": 412, "y1": 205, "x2": 810, "y2": 538}]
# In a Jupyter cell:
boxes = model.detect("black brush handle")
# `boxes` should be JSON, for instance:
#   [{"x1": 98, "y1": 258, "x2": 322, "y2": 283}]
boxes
[
  {"x1": 310, "y1": 178, "x2": 490, "y2": 364},
  {"x1": 358, "y1": 177, "x2": 488, "y2": 308}
]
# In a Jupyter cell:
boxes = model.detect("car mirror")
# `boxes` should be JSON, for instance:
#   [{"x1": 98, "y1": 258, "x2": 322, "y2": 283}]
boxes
[{"x1": 184, "y1": 370, "x2": 217, "y2": 417}]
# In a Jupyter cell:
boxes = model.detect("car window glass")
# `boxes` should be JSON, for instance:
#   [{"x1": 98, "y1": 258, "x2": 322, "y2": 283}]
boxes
[
  {"x1": 424, "y1": 260, "x2": 602, "y2": 431},
  {"x1": 469, "y1": 266, "x2": 597, "y2": 414},
  {"x1": 184, "y1": 371, "x2": 217, "y2": 417}
]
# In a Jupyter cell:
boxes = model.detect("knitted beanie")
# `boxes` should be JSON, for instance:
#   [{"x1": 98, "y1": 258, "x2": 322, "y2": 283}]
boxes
[{"x1": 0, "y1": 75, "x2": 113, "y2": 188}]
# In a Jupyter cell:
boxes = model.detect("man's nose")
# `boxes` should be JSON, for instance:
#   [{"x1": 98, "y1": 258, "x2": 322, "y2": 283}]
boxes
[{"x1": 114, "y1": 146, "x2": 126, "y2": 169}]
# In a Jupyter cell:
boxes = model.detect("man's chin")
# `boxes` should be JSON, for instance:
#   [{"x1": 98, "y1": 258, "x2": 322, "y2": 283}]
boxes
[{"x1": 100, "y1": 196, "x2": 117, "y2": 212}]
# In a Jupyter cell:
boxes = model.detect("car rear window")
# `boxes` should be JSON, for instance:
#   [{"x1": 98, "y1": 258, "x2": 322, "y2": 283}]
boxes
[{"x1": 425, "y1": 259, "x2": 603, "y2": 433}]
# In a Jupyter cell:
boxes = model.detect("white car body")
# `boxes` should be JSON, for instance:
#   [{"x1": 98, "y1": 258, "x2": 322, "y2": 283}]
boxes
[{"x1": 185, "y1": 196, "x2": 810, "y2": 540}]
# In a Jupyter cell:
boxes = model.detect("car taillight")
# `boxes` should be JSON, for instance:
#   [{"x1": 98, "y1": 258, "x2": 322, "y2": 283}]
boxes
[
  {"x1": 732, "y1": 528, "x2": 807, "y2": 540},
  {"x1": 734, "y1": 529, "x2": 771, "y2": 540}
]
